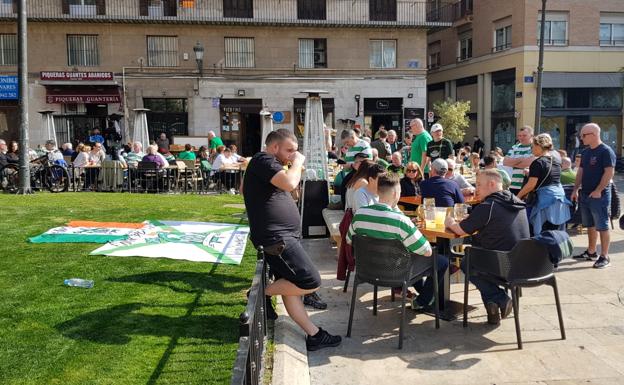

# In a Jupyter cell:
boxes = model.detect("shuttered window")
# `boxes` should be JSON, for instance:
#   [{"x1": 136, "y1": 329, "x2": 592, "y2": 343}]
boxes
[
  {"x1": 369, "y1": 0, "x2": 396, "y2": 22},
  {"x1": 67, "y1": 35, "x2": 99, "y2": 66},
  {"x1": 147, "y1": 35, "x2": 178, "y2": 67},
  {"x1": 0, "y1": 34, "x2": 17, "y2": 66},
  {"x1": 224, "y1": 37, "x2": 254, "y2": 68},
  {"x1": 297, "y1": 0, "x2": 326, "y2": 20},
  {"x1": 223, "y1": 0, "x2": 253, "y2": 18}
]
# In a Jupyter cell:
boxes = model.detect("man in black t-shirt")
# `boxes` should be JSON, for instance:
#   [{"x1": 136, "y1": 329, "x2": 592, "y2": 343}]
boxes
[
  {"x1": 426, "y1": 123, "x2": 454, "y2": 170},
  {"x1": 445, "y1": 169, "x2": 530, "y2": 325},
  {"x1": 242, "y1": 129, "x2": 341, "y2": 351}
]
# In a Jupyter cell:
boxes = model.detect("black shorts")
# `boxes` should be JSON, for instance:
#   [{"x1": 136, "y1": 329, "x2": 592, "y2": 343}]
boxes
[{"x1": 263, "y1": 237, "x2": 321, "y2": 290}]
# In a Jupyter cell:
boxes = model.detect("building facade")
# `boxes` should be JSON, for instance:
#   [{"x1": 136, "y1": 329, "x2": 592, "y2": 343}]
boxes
[
  {"x1": 0, "y1": 0, "x2": 453, "y2": 155},
  {"x1": 427, "y1": 0, "x2": 624, "y2": 155}
]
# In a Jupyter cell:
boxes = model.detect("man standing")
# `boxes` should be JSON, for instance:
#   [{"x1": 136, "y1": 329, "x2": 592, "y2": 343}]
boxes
[
  {"x1": 242, "y1": 129, "x2": 341, "y2": 351},
  {"x1": 156, "y1": 133, "x2": 170, "y2": 151},
  {"x1": 426, "y1": 123, "x2": 454, "y2": 170},
  {"x1": 409, "y1": 118, "x2": 432, "y2": 176},
  {"x1": 503, "y1": 126, "x2": 535, "y2": 195},
  {"x1": 473, "y1": 135, "x2": 485, "y2": 157},
  {"x1": 341, "y1": 129, "x2": 373, "y2": 168},
  {"x1": 571, "y1": 123, "x2": 616, "y2": 268},
  {"x1": 445, "y1": 169, "x2": 530, "y2": 324},
  {"x1": 420, "y1": 159, "x2": 465, "y2": 207},
  {"x1": 387, "y1": 129, "x2": 400, "y2": 153},
  {"x1": 208, "y1": 130, "x2": 224, "y2": 156},
  {"x1": 371, "y1": 128, "x2": 392, "y2": 161}
]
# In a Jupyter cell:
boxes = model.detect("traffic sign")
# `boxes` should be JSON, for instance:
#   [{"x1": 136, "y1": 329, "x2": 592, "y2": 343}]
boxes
[{"x1": 272, "y1": 111, "x2": 284, "y2": 123}]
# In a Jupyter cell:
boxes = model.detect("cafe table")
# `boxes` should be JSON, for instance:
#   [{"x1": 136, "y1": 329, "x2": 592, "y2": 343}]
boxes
[
  {"x1": 417, "y1": 222, "x2": 477, "y2": 321},
  {"x1": 399, "y1": 195, "x2": 481, "y2": 207}
]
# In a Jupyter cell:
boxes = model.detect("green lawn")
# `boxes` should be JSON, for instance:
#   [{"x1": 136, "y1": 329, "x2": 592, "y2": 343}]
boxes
[{"x1": 0, "y1": 193, "x2": 256, "y2": 385}]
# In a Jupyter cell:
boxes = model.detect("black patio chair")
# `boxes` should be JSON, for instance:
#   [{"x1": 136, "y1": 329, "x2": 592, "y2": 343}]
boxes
[
  {"x1": 347, "y1": 234, "x2": 439, "y2": 349},
  {"x1": 137, "y1": 161, "x2": 161, "y2": 193},
  {"x1": 462, "y1": 239, "x2": 566, "y2": 349}
]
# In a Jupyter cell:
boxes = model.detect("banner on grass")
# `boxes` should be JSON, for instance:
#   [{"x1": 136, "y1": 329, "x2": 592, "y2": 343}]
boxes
[{"x1": 29, "y1": 226, "x2": 139, "y2": 243}]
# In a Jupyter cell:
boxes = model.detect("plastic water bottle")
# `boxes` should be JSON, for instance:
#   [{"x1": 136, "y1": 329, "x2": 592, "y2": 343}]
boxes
[{"x1": 64, "y1": 278, "x2": 94, "y2": 288}]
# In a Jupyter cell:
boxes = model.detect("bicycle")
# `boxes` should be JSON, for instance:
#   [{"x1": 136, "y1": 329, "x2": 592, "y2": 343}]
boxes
[{"x1": 0, "y1": 155, "x2": 70, "y2": 193}]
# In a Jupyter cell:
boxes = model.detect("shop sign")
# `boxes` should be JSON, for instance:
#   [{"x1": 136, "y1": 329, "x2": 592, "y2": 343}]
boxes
[
  {"x1": 0, "y1": 76, "x2": 17, "y2": 100},
  {"x1": 46, "y1": 94, "x2": 120, "y2": 104},
  {"x1": 40, "y1": 71, "x2": 114, "y2": 81},
  {"x1": 222, "y1": 106, "x2": 241, "y2": 113},
  {"x1": 376, "y1": 100, "x2": 390, "y2": 110}
]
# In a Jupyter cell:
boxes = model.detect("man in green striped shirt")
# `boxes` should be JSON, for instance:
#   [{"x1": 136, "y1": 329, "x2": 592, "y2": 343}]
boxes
[
  {"x1": 503, "y1": 126, "x2": 536, "y2": 195},
  {"x1": 347, "y1": 174, "x2": 448, "y2": 310},
  {"x1": 341, "y1": 129, "x2": 373, "y2": 168}
]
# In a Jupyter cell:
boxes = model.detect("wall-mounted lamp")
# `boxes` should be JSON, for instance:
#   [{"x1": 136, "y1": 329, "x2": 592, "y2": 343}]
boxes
[
  {"x1": 192, "y1": 41, "x2": 204, "y2": 77},
  {"x1": 407, "y1": 93, "x2": 413, "y2": 99},
  {"x1": 354, "y1": 94, "x2": 361, "y2": 117},
  {"x1": 237, "y1": 89, "x2": 246, "y2": 97}
]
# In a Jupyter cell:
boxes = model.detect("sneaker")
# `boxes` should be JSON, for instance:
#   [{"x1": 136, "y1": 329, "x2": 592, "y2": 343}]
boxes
[
  {"x1": 500, "y1": 297, "x2": 513, "y2": 319},
  {"x1": 573, "y1": 249, "x2": 597, "y2": 261},
  {"x1": 485, "y1": 302, "x2": 501, "y2": 325},
  {"x1": 392, "y1": 287, "x2": 416, "y2": 299},
  {"x1": 411, "y1": 296, "x2": 434, "y2": 312},
  {"x1": 303, "y1": 292, "x2": 327, "y2": 310},
  {"x1": 593, "y1": 255, "x2": 610, "y2": 269},
  {"x1": 306, "y1": 328, "x2": 342, "y2": 351}
]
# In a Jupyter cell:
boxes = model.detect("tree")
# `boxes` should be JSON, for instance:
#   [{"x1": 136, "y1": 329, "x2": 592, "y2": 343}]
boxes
[{"x1": 432, "y1": 98, "x2": 471, "y2": 143}]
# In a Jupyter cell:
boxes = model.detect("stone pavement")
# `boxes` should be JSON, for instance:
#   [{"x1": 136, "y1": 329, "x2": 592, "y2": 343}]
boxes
[
  {"x1": 302, "y1": 230, "x2": 624, "y2": 385},
  {"x1": 299, "y1": 184, "x2": 624, "y2": 385}
]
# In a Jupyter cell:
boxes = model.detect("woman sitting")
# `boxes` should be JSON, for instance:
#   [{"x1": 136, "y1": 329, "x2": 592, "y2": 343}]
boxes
[
  {"x1": 517, "y1": 133, "x2": 571, "y2": 234},
  {"x1": 142, "y1": 145, "x2": 166, "y2": 169},
  {"x1": 352, "y1": 163, "x2": 387, "y2": 212},
  {"x1": 211, "y1": 146, "x2": 237, "y2": 190},
  {"x1": 400, "y1": 161, "x2": 423, "y2": 197}
]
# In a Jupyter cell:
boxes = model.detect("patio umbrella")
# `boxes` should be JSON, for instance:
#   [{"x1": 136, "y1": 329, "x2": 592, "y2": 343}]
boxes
[
  {"x1": 132, "y1": 108, "x2": 150, "y2": 150},
  {"x1": 259, "y1": 107, "x2": 273, "y2": 152},
  {"x1": 39, "y1": 110, "x2": 57, "y2": 145}
]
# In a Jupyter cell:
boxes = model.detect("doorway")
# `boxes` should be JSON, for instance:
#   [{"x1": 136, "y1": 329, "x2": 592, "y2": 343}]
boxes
[
  {"x1": 565, "y1": 115, "x2": 590, "y2": 155},
  {"x1": 220, "y1": 99, "x2": 262, "y2": 157}
]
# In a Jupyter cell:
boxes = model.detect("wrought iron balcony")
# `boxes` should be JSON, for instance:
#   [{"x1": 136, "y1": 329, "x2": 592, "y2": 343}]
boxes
[{"x1": 0, "y1": 0, "x2": 454, "y2": 28}]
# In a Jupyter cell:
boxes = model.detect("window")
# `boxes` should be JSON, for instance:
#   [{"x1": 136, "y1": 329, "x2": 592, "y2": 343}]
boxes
[
  {"x1": 428, "y1": 41, "x2": 440, "y2": 69},
  {"x1": 494, "y1": 25, "x2": 511, "y2": 51},
  {"x1": 225, "y1": 37, "x2": 254, "y2": 68},
  {"x1": 67, "y1": 35, "x2": 99, "y2": 66},
  {"x1": 139, "y1": 0, "x2": 177, "y2": 17},
  {"x1": 537, "y1": 12, "x2": 568, "y2": 45},
  {"x1": 143, "y1": 98, "x2": 188, "y2": 138},
  {"x1": 64, "y1": 0, "x2": 105, "y2": 16},
  {"x1": 541, "y1": 88, "x2": 565, "y2": 109},
  {"x1": 0, "y1": 0, "x2": 14, "y2": 14},
  {"x1": 0, "y1": 34, "x2": 17, "y2": 66},
  {"x1": 369, "y1": 40, "x2": 396, "y2": 68},
  {"x1": 600, "y1": 13, "x2": 624, "y2": 46},
  {"x1": 223, "y1": 0, "x2": 253, "y2": 18},
  {"x1": 147, "y1": 36, "x2": 178, "y2": 67},
  {"x1": 591, "y1": 88, "x2": 622, "y2": 109},
  {"x1": 297, "y1": 0, "x2": 325, "y2": 20},
  {"x1": 458, "y1": 31, "x2": 472, "y2": 61},
  {"x1": 298, "y1": 39, "x2": 327, "y2": 69},
  {"x1": 369, "y1": 0, "x2": 397, "y2": 22},
  {"x1": 566, "y1": 88, "x2": 590, "y2": 109}
]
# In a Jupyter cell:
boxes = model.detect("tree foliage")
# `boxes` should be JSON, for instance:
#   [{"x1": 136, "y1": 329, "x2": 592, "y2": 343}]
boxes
[{"x1": 432, "y1": 98, "x2": 471, "y2": 143}]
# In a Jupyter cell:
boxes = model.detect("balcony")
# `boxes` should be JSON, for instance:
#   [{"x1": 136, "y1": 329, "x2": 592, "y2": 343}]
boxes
[
  {"x1": 0, "y1": 0, "x2": 454, "y2": 29},
  {"x1": 453, "y1": 0, "x2": 472, "y2": 21}
]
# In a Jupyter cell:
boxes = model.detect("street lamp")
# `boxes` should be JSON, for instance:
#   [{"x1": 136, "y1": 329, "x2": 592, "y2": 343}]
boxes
[{"x1": 193, "y1": 41, "x2": 204, "y2": 77}]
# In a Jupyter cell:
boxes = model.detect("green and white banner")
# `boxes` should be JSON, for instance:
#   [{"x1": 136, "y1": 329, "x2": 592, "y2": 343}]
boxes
[{"x1": 29, "y1": 226, "x2": 137, "y2": 244}]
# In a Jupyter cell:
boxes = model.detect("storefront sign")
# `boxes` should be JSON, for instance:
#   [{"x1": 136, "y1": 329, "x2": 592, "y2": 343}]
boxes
[
  {"x1": 45, "y1": 86, "x2": 121, "y2": 104},
  {"x1": 222, "y1": 106, "x2": 241, "y2": 113},
  {"x1": 47, "y1": 95, "x2": 120, "y2": 104},
  {"x1": 524, "y1": 76, "x2": 534, "y2": 83},
  {"x1": 0, "y1": 76, "x2": 18, "y2": 100},
  {"x1": 376, "y1": 100, "x2": 390, "y2": 110},
  {"x1": 40, "y1": 71, "x2": 114, "y2": 81}
]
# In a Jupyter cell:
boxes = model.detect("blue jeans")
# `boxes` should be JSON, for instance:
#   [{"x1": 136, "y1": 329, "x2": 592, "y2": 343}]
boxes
[
  {"x1": 413, "y1": 254, "x2": 449, "y2": 306},
  {"x1": 461, "y1": 258, "x2": 509, "y2": 308}
]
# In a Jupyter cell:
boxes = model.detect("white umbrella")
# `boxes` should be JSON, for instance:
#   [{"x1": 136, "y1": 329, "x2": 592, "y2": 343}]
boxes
[
  {"x1": 39, "y1": 110, "x2": 57, "y2": 145},
  {"x1": 259, "y1": 107, "x2": 273, "y2": 152},
  {"x1": 132, "y1": 108, "x2": 150, "y2": 150}
]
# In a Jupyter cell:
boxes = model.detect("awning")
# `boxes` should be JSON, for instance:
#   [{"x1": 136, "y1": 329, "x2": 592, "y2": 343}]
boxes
[
  {"x1": 45, "y1": 85, "x2": 121, "y2": 104},
  {"x1": 542, "y1": 72, "x2": 624, "y2": 88}
]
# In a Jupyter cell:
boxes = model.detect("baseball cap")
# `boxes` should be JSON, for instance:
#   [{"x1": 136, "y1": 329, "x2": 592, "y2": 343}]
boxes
[{"x1": 431, "y1": 123, "x2": 443, "y2": 133}]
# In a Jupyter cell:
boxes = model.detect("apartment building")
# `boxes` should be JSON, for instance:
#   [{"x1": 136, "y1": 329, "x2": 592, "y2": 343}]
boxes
[
  {"x1": 0, "y1": 0, "x2": 452, "y2": 155},
  {"x1": 427, "y1": 0, "x2": 624, "y2": 155}
]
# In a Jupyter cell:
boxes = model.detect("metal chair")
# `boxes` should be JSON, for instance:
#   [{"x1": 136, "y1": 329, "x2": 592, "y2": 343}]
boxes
[
  {"x1": 181, "y1": 159, "x2": 202, "y2": 192},
  {"x1": 137, "y1": 161, "x2": 160, "y2": 193},
  {"x1": 347, "y1": 234, "x2": 440, "y2": 349},
  {"x1": 462, "y1": 239, "x2": 566, "y2": 349}
]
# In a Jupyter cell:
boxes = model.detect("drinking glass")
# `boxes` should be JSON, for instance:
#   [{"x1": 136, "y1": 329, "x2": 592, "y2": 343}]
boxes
[{"x1": 454, "y1": 203, "x2": 469, "y2": 221}]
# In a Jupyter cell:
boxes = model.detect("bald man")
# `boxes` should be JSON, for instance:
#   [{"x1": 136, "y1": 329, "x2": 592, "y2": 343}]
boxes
[
  {"x1": 409, "y1": 118, "x2": 432, "y2": 176},
  {"x1": 571, "y1": 123, "x2": 616, "y2": 269}
]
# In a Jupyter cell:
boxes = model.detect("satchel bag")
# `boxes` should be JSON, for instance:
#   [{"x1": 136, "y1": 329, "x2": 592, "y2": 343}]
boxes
[{"x1": 525, "y1": 156, "x2": 553, "y2": 206}]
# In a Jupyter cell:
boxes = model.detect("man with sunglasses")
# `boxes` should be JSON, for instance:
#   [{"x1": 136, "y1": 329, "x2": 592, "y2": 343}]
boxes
[{"x1": 571, "y1": 123, "x2": 616, "y2": 268}]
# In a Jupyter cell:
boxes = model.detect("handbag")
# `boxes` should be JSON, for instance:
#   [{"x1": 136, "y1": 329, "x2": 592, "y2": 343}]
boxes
[{"x1": 525, "y1": 155, "x2": 553, "y2": 206}]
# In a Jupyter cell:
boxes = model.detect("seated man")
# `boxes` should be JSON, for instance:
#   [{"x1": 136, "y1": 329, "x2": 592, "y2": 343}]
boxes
[
  {"x1": 387, "y1": 152, "x2": 403, "y2": 174},
  {"x1": 445, "y1": 169, "x2": 530, "y2": 325},
  {"x1": 560, "y1": 156, "x2": 576, "y2": 185},
  {"x1": 482, "y1": 155, "x2": 511, "y2": 190},
  {"x1": 347, "y1": 174, "x2": 448, "y2": 310},
  {"x1": 420, "y1": 158, "x2": 465, "y2": 207},
  {"x1": 124, "y1": 142, "x2": 145, "y2": 168},
  {"x1": 445, "y1": 159, "x2": 475, "y2": 195}
]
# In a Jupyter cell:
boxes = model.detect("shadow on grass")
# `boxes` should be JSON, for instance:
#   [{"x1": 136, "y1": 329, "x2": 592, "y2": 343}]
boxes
[
  {"x1": 106, "y1": 270, "x2": 250, "y2": 294},
  {"x1": 55, "y1": 302, "x2": 239, "y2": 345}
]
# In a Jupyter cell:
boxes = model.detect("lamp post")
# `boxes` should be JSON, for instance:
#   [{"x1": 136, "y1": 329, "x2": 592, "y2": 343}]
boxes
[
  {"x1": 17, "y1": 0, "x2": 31, "y2": 194},
  {"x1": 193, "y1": 41, "x2": 204, "y2": 77},
  {"x1": 534, "y1": 0, "x2": 547, "y2": 132}
]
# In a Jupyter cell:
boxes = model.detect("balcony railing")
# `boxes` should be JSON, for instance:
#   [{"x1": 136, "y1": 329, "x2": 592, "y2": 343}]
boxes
[
  {"x1": 538, "y1": 39, "x2": 569, "y2": 46},
  {"x1": 492, "y1": 43, "x2": 511, "y2": 52},
  {"x1": 0, "y1": 0, "x2": 454, "y2": 28},
  {"x1": 453, "y1": 0, "x2": 472, "y2": 21},
  {"x1": 600, "y1": 39, "x2": 624, "y2": 46}
]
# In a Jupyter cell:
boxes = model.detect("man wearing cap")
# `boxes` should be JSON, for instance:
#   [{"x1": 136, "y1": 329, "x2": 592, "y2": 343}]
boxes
[
  {"x1": 409, "y1": 118, "x2": 432, "y2": 176},
  {"x1": 420, "y1": 158, "x2": 465, "y2": 207},
  {"x1": 426, "y1": 123, "x2": 454, "y2": 171}
]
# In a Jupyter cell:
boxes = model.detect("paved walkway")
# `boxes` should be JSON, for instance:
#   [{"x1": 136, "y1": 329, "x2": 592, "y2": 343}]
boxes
[{"x1": 302, "y1": 185, "x2": 624, "y2": 385}]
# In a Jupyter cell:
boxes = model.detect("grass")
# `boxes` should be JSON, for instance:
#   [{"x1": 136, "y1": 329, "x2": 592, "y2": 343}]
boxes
[{"x1": 0, "y1": 193, "x2": 256, "y2": 385}]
